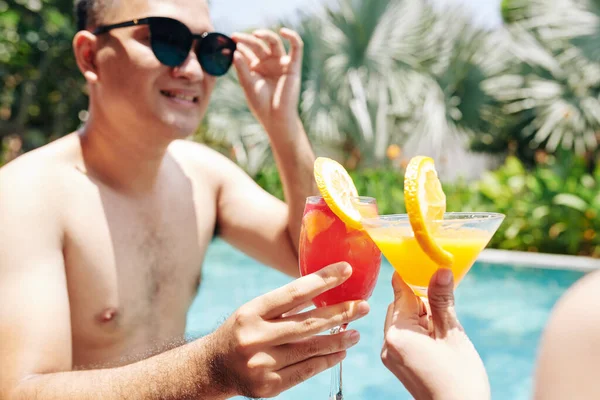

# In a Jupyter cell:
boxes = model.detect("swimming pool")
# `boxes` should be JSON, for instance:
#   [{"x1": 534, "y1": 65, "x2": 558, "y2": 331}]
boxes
[{"x1": 186, "y1": 239, "x2": 585, "y2": 399}]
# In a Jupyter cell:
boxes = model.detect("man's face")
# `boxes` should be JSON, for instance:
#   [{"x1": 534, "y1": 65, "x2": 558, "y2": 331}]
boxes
[{"x1": 92, "y1": 0, "x2": 216, "y2": 138}]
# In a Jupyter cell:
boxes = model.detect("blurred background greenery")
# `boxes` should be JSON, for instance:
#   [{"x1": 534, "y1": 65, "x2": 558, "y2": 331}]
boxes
[{"x1": 2, "y1": 0, "x2": 599, "y2": 257}]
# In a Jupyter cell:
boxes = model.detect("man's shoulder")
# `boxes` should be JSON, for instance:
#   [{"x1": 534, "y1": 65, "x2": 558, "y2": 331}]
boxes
[
  {"x1": 169, "y1": 139, "x2": 226, "y2": 159},
  {"x1": 556, "y1": 269, "x2": 600, "y2": 309},
  {"x1": 168, "y1": 139, "x2": 239, "y2": 172},
  {"x1": 533, "y1": 269, "x2": 600, "y2": 397},
  {"x1": 0, "y1": 134, "x2": 76, "y2": 192},
  {"x1": 543, "y1": 269, "x2": 600, "y2": 341}
]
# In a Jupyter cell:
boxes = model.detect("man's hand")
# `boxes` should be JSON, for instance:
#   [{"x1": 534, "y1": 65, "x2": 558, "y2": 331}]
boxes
[
  {"x1": 231, "y1": 28, "x2": 303, "y2": 131},
  {"x1": 209, "y1": 262, "x2": 369, "y2": 399},
  {"x1": 381, "y1": 269, "x2": 490, "y2": 400}
]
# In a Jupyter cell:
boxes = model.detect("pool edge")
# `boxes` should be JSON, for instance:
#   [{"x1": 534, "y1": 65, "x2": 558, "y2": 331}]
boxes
[{"x1": 479, "y1": 249, "x2": 600, "y2": 272}]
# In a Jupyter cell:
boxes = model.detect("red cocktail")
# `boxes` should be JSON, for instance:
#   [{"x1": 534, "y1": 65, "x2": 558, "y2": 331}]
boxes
[{"x1": 299, "y1": 196, "x2": 381, "y2": 307}]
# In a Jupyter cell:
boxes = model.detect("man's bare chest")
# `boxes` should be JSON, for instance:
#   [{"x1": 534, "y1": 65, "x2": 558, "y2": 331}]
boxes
[{"x1": 61, "y1": 178, "x2": 217, "y2": 362}]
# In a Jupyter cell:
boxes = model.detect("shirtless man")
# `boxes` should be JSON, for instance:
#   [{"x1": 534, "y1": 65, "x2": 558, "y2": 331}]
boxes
[{"x1": 0, "y1": 0, "x2": 370, "y2": 398}]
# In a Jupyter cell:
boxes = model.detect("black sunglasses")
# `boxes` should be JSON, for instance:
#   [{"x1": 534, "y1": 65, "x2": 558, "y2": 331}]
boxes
[{"x1": 93, "y1": 17, "x2": 236, "y2": 77}]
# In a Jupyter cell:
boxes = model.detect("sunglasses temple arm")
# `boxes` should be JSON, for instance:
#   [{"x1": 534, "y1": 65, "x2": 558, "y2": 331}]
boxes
[{"x1": 93, "y1": 18, "x2": 151, "y2": 35}]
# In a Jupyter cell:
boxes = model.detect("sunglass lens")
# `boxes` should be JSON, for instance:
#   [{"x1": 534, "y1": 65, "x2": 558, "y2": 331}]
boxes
[
  {"x1": 150, "y1": 18, "x2": 192, "y2": 67},
  {"x1": 197, "y1": 33, "x2": 236, "y2": 76}
]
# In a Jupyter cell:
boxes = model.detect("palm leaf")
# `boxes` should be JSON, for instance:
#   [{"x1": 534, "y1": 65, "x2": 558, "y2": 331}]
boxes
[
  {"x1": 204, "y1": 72, "x2": 271, "y2": 175},
  {"x1": 299, "y1": 0, "x2": 443, "y2": 166},
  {"x1": 483, "y1": 44, "x2": 600, "y2": 155},
  {"x1": 490, "y1": 0, "x2": 600, "y2": 155},
  {"x1": 395, "y1": 4, "x2": 506, "y2": 174}
]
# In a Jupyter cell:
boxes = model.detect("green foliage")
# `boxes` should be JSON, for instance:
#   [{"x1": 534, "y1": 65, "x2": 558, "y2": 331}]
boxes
[
  {"x1": 254, "y1": 157, "x2": 600, "y2": 257},
  {"x1": 475, "y1": 155, "x2": 600, "y2": 256},
  {"x1": 2, "y1": 0, "x2": 599, "y2": 259},
  {"x1": 254, "y1": 166, "x2": 285, "y2": 201},
  {"x1": 1, "y1": 0, "x2": 87, "y2": 151},
  {"x1": 350, "y1": 169, "x2": 406, "y2": 215}
]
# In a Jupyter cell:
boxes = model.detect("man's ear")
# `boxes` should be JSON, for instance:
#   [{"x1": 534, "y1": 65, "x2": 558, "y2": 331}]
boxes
[{"x1": 73, "y1": 30, "x2": 100, "y2": 84}]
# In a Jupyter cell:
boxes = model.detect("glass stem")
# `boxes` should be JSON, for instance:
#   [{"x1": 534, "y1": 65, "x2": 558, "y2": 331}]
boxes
[{"x1": 329, "y1": 324, "x2": 347, "y2": 400}]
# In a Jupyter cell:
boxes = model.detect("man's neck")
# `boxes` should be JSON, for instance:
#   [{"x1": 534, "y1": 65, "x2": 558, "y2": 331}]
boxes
[{"x1": 78, "y1": 115, "x2": 174, "y2": 195}]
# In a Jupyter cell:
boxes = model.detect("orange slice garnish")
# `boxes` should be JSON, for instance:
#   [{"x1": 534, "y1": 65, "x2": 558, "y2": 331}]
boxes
[
  {"x1": 303, "y1": 210, "x2": 335, "y2": 242},
  {"x1": 404, "y1": 156, "x2": 454, "y2": 267},
  {"x1": 313, "y1": 157, "x2": 363, "y2": 230}
]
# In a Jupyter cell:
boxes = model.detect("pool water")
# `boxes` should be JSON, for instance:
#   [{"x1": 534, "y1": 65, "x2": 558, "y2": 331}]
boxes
[{"x1": 186, "y1": 239, "x2": 584, "y2": 399}]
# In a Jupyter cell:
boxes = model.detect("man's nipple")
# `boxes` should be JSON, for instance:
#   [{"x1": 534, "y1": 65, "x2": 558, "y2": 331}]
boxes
[{"x1": 97, "y1": 307, "x2": 119, "y2": 323}]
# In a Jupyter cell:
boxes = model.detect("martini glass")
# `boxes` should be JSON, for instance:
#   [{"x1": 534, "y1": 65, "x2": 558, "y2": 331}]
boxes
[
  {"x1": 361, "y1": 212, "x2": 504, "y2": 299},
  {"x1": 299, "y1": 196, "x2": 382, "y2": 400}
]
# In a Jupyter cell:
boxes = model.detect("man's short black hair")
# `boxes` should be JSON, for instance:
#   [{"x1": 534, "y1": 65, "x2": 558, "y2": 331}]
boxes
[{"x1": 74, "y1": 0, "x2": 118, "y2": 31}]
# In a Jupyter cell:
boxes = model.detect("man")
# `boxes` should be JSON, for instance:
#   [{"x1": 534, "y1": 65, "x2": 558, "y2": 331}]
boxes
[
  {"x1": 380, "y1": 268, "x2": 600, "y2": 399},
  {"x1": 0, "y1": 0, "x2": 370, "y2": 398}
]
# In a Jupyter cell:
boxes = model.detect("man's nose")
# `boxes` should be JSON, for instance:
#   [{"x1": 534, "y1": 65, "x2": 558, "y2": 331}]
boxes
[{"x1": 171, "y1": 49, "x2": 205, "y2": 82}]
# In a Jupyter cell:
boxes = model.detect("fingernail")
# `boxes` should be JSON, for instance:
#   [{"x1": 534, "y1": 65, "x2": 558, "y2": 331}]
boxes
[
  {"x1": 436, "y1": 268, "x2": 453, "y2": 286},
  {"x1": 348, "y1": 330, "x2": 360, "y2": 345},
  {"x1": 357, "y1": 301, "x2": 370, "y2": 315},
  {"x1": 341, "y1": 263, "x2": 352, "y2": 277}
]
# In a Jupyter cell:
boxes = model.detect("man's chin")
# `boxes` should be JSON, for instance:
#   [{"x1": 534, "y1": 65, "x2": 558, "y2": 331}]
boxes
[{"x1": 159, "y1": 114, "x2": 202, "y2": 139}]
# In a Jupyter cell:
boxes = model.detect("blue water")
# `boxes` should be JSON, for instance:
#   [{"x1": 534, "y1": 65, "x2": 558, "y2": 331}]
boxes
[{"x1": 186, "y1": 239, "x2": 584, "y2": 399}]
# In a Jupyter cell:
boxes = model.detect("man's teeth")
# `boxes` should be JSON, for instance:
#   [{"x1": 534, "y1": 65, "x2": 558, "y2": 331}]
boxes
[
  {"x1": 174, "y1": 94, "x2": 194, "y2": 101},
  {"x1": 161, "y1": 91, "x2": 197, "y2": 102}
]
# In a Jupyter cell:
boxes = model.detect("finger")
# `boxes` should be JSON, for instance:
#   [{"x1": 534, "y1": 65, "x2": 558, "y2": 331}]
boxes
[
  {"x1": 384, "y1": 302, "x2": 394, "y2": 333},
  {"x1": 419, "y1": 296, "x2": 428, "y2": 317},
  {"x1": 427, "y1": 268, "x2": 460, "y2": 337},
  {"x1": 389, "y1": 272, "x2": 431, "y2": 334},
  {"x1": 279, "y1": 28, "x2": 303, "y2": 73},
  {"x1": 274, "y1": 330, "x2": 360, "y2": 369},
  {"x1": 270, "y1": 300, "x2": 370, "y2": 344},
  {"x1": 253, "y1": 29, "x2": 285, "y2": 57},
  {"x1": 233, "y1": 51, "x2": 256, "y2": 90},
  {"x1": 254, "y1": 262, "x2": 352, "y2": 319},
  {"x1": 391, "y1": 272, "x2": 421, "y2": 318},
  {"x1": 234, "y1": 43, "x2": 259, "y2": 66},
  {"x1": 417, "y1": 296, "x2": 432, "y2": 332},
  {"x1": 232, "y1": 32, "x2": 271, "y2": 60},
  {"x1": 281, "y1": 301, "x2": 314, "y2": 318},
  {"x1": 276, "y1": 351, "x2": 347, "y2": 392}
]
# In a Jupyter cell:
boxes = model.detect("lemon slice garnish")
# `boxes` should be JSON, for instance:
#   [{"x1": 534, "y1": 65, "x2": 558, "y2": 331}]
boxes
[
  {"x1": 404, "y1": 156, "x2": 454, "y2": 266},
  {"x1": 313, "y1": 157, "x2": 362, "y2": 230}
]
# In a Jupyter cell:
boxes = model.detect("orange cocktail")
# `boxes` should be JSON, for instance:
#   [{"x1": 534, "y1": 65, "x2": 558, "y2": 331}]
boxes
[{"x1": 362, "y1": 213, "x2": 504, "y2": 297}]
